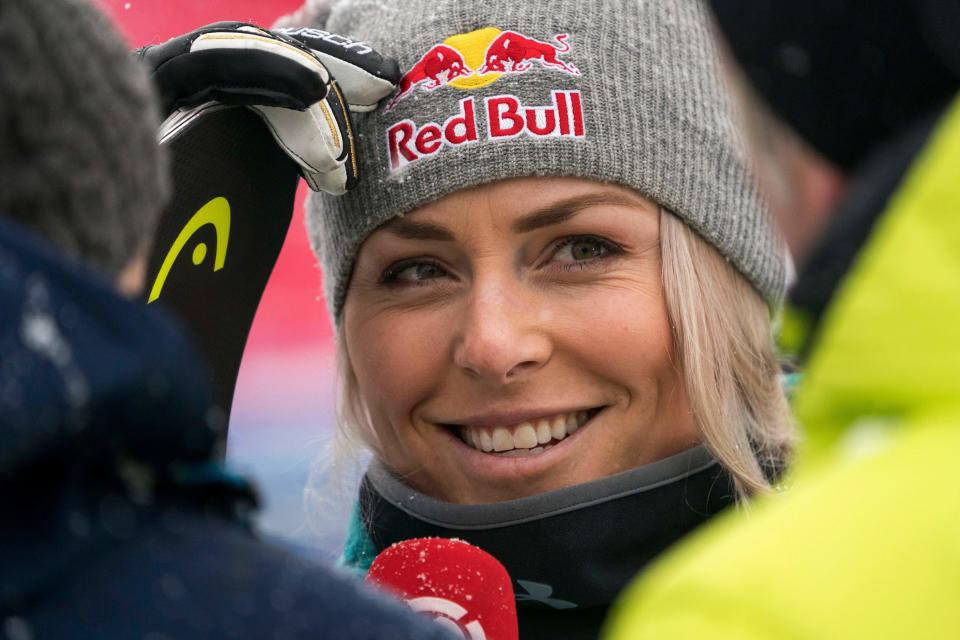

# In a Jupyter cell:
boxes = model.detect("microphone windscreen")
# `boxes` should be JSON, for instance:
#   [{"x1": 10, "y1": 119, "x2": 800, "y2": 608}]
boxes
[{"x1": 367, "y1": 537, "x2": 518, "y2": 640}]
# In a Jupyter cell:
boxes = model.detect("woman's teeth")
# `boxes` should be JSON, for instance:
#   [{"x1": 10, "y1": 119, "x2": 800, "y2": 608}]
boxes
[{"x1": 459, "y1": 411, "x2": 590, "y2": 455}]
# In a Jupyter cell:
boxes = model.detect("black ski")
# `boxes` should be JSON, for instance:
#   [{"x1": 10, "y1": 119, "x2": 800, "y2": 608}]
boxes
[{"x1": 145, "y1": 106, "x2": 300, "y2": 425}]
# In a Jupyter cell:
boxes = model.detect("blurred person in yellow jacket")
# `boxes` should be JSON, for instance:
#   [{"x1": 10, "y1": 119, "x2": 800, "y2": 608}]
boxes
[{"x1": 605, "y1": 1, "x2": 960, "y2": 637}]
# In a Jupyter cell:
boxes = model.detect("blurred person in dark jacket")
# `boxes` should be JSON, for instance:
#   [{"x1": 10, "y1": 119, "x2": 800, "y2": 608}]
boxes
[
  {"x1": 0, "y1": 0, "x2": 452, "y2": 638},
  {"x1": 605, "y1": 1, "x2": 960, "y2": 638}
]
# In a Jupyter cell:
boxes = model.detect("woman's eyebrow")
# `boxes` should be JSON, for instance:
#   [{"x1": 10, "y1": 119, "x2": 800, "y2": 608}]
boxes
[
  {"x1": 384, "y1": 219, "x2": 455, "y2": 241},
  {"x1": 383, "y1": 192, "x2": 644, "y2": 239},
  {"x1": 512, "y1": 192, "x2": 643, "y2": 233}
]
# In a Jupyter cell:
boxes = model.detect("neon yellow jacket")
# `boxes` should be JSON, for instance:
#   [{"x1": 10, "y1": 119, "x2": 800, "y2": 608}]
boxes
[{"x1": 605, "y1": 96, "x2": 960, "y2": 639}]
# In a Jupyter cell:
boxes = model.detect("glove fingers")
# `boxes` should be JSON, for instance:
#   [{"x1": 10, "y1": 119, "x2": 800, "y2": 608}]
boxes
[
  {"x1": 310, "y1": 51, "x2": 398, "y2": 112},
  {"x1": 253, "y1": 79, "x2": 359, "y2": 194},
  {"x1": 190, "y1": 30, "x2": 331, "y2": 87},
  {"x1": 309, "y1": 165, "x2": 350, "y2": 196},
  {"x1": 275, "y1": 27, "x2": 401, "y2": 112},
  {"x1": 250, "y1": 102, "x2": 344, "y2": 175},
  {"x1": 142, "y1": 22, "x2": 382, "y2": 194},
  {"x1": 323, "y1": 81, "x2": 359, "y2": 192},
  {"x1": 152, "y1": 33, "x2": 331, "y2": 114}
]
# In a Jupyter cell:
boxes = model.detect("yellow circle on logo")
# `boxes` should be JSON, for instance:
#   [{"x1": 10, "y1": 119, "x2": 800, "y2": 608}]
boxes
[
  {"x1": 444, "y1": 27, "x2": 503, "y2": 90},
  {"x1": 192, "y1": 242, "x2": 208, "y2": 265}
]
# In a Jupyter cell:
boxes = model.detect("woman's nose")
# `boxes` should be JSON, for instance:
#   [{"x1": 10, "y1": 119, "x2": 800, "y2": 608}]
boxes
[{"x1": 452, "y1": 278, "x2": 553, "y2": 385}]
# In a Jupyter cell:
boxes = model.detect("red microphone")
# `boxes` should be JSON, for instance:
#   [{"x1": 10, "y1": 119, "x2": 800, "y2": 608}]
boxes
[{"x1": 366, "y1": 537, "x2": 519, "y2": 640}]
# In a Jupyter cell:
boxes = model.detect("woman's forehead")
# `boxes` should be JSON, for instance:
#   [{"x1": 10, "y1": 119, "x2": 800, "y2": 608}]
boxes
[{"x1": 383, "y1": 176, "x2": 658, "y2": 233}]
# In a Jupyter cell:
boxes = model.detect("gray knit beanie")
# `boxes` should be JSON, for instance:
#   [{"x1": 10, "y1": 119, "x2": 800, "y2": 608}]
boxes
[
  {"x1": 0, "y1": 0, "x2": 168, "y2": 277},
  {"x1": 294, "y1": 0, "x2": 786, "y2": 322}
]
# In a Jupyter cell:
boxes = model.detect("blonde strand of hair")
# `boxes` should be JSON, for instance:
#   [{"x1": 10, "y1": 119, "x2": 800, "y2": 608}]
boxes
[{"x1": 660, "y1": 209, "x2": 793, "y2": 500}]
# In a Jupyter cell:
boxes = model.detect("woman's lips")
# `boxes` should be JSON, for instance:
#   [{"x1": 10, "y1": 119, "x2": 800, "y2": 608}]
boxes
[{"x1": 449, "y1": 408, "x2": 600, "y2": 457}]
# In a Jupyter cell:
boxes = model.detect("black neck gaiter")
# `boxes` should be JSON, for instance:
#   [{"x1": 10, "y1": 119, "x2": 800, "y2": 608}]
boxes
[{"x1": 359, "y1": 445, "x2": 734, "y2": 640}]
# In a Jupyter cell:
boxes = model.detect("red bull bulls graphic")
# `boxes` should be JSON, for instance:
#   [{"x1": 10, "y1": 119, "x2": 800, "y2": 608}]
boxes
[
  {"x1": 389, "y1": 44, "x2": 471, "y2": 108},
  {"x1": 478, "y1": 31, "x2": 579, "y2": 75},
  {"x1": 388, "y1": 27, "x2": 580, "y2": 108},
  {"x1": 387, "y1": 90, "x2": 585, "y2": 171}
]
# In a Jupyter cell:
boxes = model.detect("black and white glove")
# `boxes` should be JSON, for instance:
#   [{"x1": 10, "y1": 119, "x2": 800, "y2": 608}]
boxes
[{"x1": 137, "y1": 22, "x2": 399, "y2": 194}]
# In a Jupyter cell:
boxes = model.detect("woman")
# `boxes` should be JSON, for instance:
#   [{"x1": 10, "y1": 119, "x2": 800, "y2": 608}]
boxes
[{"x1": 284, "y1": 0, "x2": 793, "y2": 636}]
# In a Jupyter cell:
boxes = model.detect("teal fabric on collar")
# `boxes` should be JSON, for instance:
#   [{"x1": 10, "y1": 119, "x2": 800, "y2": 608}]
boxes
[{"x1": 341, "y1": 501, "x2": 377, "y2": 573}]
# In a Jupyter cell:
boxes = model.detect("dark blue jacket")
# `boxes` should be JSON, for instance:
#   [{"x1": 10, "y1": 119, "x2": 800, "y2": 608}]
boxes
[{"x1": 0, "y1": 218, "x2": 450, "y2": 639}]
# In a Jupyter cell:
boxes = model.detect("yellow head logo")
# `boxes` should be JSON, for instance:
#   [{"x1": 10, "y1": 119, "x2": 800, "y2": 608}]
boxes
[{"x1": 148, "y1": 197, "x2": 231, "y2": 303}]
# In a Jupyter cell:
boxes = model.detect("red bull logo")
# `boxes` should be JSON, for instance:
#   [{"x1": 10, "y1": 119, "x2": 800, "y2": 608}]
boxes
[
  {"x1": 388, "y1": 27, "x2": 580, "y2": 108},
  {"x1": 385, "y1": 27, "x2": 585, "y2": 172}
]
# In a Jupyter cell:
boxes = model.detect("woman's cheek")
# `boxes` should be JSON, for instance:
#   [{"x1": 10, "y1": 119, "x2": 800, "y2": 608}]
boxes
[
  {"x1": 566, "y1": 283, "x2": 674, "y2": 387},
  {"x1": 350, "y1": 307, "x2": 453, "y2": 425},
  {"x1": 562, "y1": 275, "x2": 669, "y2": 341}
]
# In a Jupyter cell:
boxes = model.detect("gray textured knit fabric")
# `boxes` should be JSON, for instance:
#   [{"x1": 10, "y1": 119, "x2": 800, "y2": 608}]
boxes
[
  {"x1": 0, "y1": 0, "x2": 168, "y2": 277},
  {"x1": 295, "y1": 0, "x2": 786, "y2": 321}
]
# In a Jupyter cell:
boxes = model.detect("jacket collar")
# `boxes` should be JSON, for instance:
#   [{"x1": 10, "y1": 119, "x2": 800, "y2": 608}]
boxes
[{"x1": 357, "y1": 445, "x2": 734, "y2": 639}]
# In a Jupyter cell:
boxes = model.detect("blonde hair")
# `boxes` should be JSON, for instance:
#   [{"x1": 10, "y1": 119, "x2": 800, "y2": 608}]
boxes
[
  {"x1": 661, "y1": 209, "x2": 793, "y2": 496},
  {"x1": 325, "y1": 208, "x2": 792, "y2": 502}
]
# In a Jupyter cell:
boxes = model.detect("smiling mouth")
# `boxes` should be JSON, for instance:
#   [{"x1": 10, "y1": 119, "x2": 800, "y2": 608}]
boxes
[{"x1": 452, "y1": 408, "x2": 602, "y2": 457}]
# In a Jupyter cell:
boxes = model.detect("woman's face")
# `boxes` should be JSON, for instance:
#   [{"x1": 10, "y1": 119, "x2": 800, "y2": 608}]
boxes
[{"x1": 344, "y1": 177, "x2": 698, "y2": 504}]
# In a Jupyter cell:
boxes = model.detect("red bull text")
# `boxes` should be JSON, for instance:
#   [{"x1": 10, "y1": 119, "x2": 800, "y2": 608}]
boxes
[{"x1": 387, "y1": 90, "x2": 585, "y2": 171}]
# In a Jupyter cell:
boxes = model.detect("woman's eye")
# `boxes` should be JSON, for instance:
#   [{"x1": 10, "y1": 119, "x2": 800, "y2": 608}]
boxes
[
  {"x1": 381, "y1": 260, "x2": 448, "y2": 285},
  {"x1": 551, "y1": 236, "x2": 619, "y2": 264}
]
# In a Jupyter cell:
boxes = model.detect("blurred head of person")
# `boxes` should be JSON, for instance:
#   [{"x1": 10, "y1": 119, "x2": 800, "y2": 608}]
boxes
[
  {"x1": 723, "y1": 74, "x2": 848, "y2": 267},
  {"x1": 0, "y1": 0, "x2": 224, "y2": 496},
  {"x1": 711, "y1": 0, "x2": 960, "y2": 171},
  {"x1": 0, "y1": 0, "x2": 168, "y2": 295},
  {"x1": 301, "y1": 0, "x2": 794, "y2": 503},
  {"x1": 710, "y1": 0, "x2": 960, "y2": 266},
  {"x1": 710, "y1": 0, "x2": 960, "y2": 366}
]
